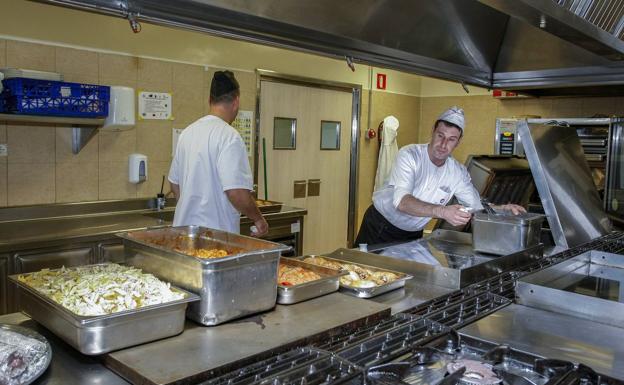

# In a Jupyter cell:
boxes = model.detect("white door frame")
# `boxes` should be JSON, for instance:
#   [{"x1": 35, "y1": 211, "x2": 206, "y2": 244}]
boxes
[{"x1": 254, "y1": 69, "x2": 362, "y2": 247}]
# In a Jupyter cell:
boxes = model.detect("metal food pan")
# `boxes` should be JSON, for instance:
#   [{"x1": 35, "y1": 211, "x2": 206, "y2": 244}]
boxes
[
  {"x1": 298, "y1": 255, "x2": 412, "y2": 299},
  {"x1": 118, "y1": 226, "x2": 290, "y2": 326},
  {"x1": 9, "y1": 266, "x2": 199, "y2": 355},
  {"x1": 277, "y1": 258, "x2": 346, "y2": 305},
  {"x1": 255, "y1": 199, "x2": 283, "y2": 214}
]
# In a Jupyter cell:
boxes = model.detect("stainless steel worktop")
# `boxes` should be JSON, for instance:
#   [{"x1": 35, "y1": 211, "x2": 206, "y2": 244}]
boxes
[
  {"x1": 0, "y1": 313, "x2": 129, "y2": 385},
  {"x1": 0, "y1": 205, "x2": 306, "y2": 250},
  {"x1": 460, "y1": 304, "x2": 624, "y2": 380}
]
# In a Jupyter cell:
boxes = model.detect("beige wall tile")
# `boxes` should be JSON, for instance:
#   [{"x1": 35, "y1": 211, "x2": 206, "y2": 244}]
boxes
[
  {"x1": 135, "y1": 121, "x2": 173, "y2": 162},
  {"x1": 6, "y1": 40, "x2": 55, "y2": 72},
  {"x1": 56, "y1": 126, "x2": 98, "y2": 163},
  {"x1": 173, "y1": 87, "x2": 204, "y2": 128},
  {"x1": 551, "y1": 97, "x2": 583, "y2": 117},
  {"x1": 239, "y1": 91, "x2": 256, "y2": 111},
  {"x1": 99, "y1": 53, "x2": 137, "y2": 82},
  {"x1": 173, "y1": 63, "x2": 204, "y2": 87},
  {"x1": 61, "y1": 72, "x2": 100, "y2": 85},
  {"x1": 56, "y1": 162, "x2": 98, "y2": 203},
  {"x1": 582, "y1": 97, "x2": 618, "y2": 116},
  {"x1": 98, "y1": 161, "x2": 137, "y2": 200},
  {"x1": 138, "y1": 58, "x2": 173, "y2": 89},
  {"x1": 234, "y1": 71, "x2": 257, "y2": 94},
  {"x1": 99, "y1": 129, "x2": 136, "y2": 162},
  {"x1": 137, "y1": 161, "x2": 172, "y2": 198},
  {"x1": 0, "y1": 39, "x2": 6, "y2": 69},
  {"x1": 8, "y1": 163, "x2": 55, "y2": 205},
  {"x1": 99, "y1": 76, "x2": 137, "y2": 90},
  {"x1": 7, "y1": 124, "x2": 55, "y2": 163},
  {"x1": 56, "y1": 46, "x2": 98, "y2": 79},
  {"x1": 0, "y1": 163, "x2": 6, "y2": 207}
]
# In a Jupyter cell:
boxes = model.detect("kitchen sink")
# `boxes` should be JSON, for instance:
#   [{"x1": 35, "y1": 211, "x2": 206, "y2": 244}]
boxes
[{"x1": 142, "y1": 210, "x2": 175, "y2": 221}]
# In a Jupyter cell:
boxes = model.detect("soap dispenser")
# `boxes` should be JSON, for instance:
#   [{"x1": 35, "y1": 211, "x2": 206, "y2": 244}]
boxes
[{"x1": 129, "y1": 153, "x2": 148, "y2": 183}]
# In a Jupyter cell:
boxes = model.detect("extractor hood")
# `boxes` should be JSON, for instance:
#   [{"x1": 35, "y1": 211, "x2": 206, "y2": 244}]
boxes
[{"x1": 33, "y1": 0, "x2": 624, "y2": 96}]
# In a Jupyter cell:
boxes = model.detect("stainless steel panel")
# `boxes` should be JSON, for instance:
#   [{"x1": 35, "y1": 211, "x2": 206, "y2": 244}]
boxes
[
  {"x1": 459, "y1": 304, "x2": 624, "y2": 380},
  {"x1": 119, "y1": 226, "x2": 289, "y2": 325},
  {"x1": 9, "y1": 267, "x2": 198, "y2": 355},
  {"x1": 14, "y1": 246, "x2": 95, "y2": 273},
  {"x1": 516, "y1": 250, "x2": 624, "y2": 328},
  {"x1": 472, "y1": 212, "x2": 544, "y2": 255},
  {"x1": 367, "y1": 231, "x2": 544, "y2": 289},
  {"x1": 277, "y1": 258, "x2": 344, "y2": 305},
  {"x1": 518, "y1": 121, "x2": 611, "y2": 248},
  {"x1": 97, "y1": 242, "x2": 125, "y2": 263}
]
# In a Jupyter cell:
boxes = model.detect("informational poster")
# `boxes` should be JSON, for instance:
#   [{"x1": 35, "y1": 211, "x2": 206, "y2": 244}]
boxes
[
  {"x1": 138, "y1": 91, "x2": 172, "y2": 120},
  {"x1": 232, "y1": 110, "x2": 254, "y2": 154}
]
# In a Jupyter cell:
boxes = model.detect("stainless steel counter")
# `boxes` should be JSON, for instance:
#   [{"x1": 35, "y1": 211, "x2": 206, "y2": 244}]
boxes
[
  {"x1": 0, "y1": 205, "x2": 307, "y2": 251},
  {"x1": 460, "y1": 304, "x2": 624, "y2": 380},
  {"x1": 104, "y1": 293, "x2": 390, "y2": 385},
  {"x1": 0, "y1": 313, "x2": 129, "y2": 385}
]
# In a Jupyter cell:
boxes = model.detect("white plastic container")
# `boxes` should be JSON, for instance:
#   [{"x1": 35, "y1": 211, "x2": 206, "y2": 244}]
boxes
[
  {"x1": 103, "y1": 86, "x2": 135, "y2": 131},
  {"x1": 129, "y1": 153, "x2": 148, "y2": 183}
]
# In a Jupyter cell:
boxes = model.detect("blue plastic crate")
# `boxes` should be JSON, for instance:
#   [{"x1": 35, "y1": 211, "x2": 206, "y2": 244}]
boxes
[{"x1": 1, "y1": 78, "x2": 110, "y2": 118}]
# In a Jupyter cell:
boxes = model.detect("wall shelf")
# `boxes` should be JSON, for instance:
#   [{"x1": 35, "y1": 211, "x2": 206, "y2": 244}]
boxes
[{"x1": 0, "y1": 114, "x2": 105, "y2": 154}]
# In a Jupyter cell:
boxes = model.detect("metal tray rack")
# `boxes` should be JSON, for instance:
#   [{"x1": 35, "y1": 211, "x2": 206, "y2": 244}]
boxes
[
  {"x1": 277, "y1": 258, "x2": 346, "y2": 305},
  {"x1": 118, "y1": 226, "x2": 290, "y2": 325},
  {"x1": 198, "y1": 347, "x2": 363, "y2": 385},
  {"x1": 10, "y1": 265, "x2": 198, "y2": 355},
  {"x1": 314, "y1": 313, "x2": 419, "y2": 352},
  {"x1": 421, "y1": 292, "x2": 512, "y2": 329},
  {"x1": 299, "y1": 255, "x2": 412, "y2": 298},
  {"x1": 335, "y1": 318, "x2": 448, "y2": 368}
]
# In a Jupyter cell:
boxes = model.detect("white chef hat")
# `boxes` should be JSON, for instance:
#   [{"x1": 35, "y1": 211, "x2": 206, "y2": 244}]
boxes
[{"x1": 437, "y1": 106, "x2": 465, "y2": 132}]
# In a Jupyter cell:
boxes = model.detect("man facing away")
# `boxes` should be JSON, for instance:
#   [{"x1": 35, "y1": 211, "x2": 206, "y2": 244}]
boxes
[{"x1": 168, "y1": 71, "x2": 268, "y2": 237}]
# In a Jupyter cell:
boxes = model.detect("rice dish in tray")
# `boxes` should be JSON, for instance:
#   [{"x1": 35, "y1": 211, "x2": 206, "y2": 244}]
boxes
[
  {"x1": 17, "y1": 264, "x2": 185, "y2": 316},
  {"x1": 302, "y1": 256, "x2": 400, "y2": 288}
]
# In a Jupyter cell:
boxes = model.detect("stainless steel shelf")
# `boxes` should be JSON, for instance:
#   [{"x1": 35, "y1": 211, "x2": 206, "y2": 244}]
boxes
[
  {"x1": 0, "y1": 113, "x2": 105, "y2": 126},
  {"x1": 0, "y1": 114, "x2": 105, "y2": 154}
]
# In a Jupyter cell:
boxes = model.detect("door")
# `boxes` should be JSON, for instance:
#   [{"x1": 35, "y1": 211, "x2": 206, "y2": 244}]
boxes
[{"x1": 259, "y1": 80, "x2": 352, "y2": 254}]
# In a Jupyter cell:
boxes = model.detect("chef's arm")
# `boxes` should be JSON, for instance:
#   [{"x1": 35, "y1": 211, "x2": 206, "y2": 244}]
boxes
[
  {"x1": 397, "y1": 194, "x2": 471, "y2": 226},
  {"x1": 170, "y1": 182, "x2": 180, "y2": 200},
  {"x1": 225, "y1": 189, "x2": 269, "y2": 236}
]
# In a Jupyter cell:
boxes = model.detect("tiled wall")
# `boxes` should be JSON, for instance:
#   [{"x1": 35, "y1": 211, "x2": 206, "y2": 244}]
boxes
[{"x1": 0, "y1": 39, "x2": 256, "y2": 206}]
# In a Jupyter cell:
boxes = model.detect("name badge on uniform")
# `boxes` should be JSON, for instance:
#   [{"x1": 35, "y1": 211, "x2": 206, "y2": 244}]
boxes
[{"x1": 438, "y1": 186, "x2": 451, "y2": 204}]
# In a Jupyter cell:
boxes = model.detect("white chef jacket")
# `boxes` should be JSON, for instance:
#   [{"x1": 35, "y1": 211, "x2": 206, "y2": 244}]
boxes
[
  {"x1": 168, "y1": 115, "x2": 253, "y2": 233},
  {"x1": 374, "y1": 116, "x2": 399, "y2": 191},
  {"x1": 373, "y1": 143, "x2": 483, "y2": 232}
]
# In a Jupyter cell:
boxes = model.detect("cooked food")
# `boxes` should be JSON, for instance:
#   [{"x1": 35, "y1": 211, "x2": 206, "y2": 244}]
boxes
[
  {"x1": 278, "y1": 263, "x2": 321, "y2": 286},
  {"x1": 178, "y1": 247, "x2": 229, "y2": 259},
  {"x1": 18, "y1": 264, "x2": 185, "y2": 316},
  {"x1": 0, "y1": 327, "x2": 49, "y2": 385},
  {"x1": 302, "y1": 256, "x2": 400, "y2": 288}
]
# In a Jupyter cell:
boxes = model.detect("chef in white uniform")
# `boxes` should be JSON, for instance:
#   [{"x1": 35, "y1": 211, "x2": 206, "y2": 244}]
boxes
[
  {"x1": 355, "y1": 106, "x2": 524, "y2": 246},
  {"x1": 168, "y1": 71, "x2": 268, "y2": 236}
]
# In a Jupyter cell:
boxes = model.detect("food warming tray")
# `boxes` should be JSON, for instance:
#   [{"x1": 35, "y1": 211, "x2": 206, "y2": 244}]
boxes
[
  {"x1": 118, "y1": 226, "x2": 290, "y2": 326},
  {"x1": 9, "y1": 265, "x2": 198, "y2": 355},
  {"x1": 298, "y1": 255, "x2": 412, "y2": 298},
  {"x1": 277, "y1": 258, "x2": 346, "y2": 305},
  {"x1": 255, "y1": 199, "x2": 283, "y2": 214}
]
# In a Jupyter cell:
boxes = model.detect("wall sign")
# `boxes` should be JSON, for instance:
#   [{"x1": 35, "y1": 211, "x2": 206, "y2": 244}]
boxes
[
  {"x1": 232, "y1": 110, "x2": 254, "y2": 154},
  {"x1": 138, "y1": 91, "x2": 172, "y2": 120}
]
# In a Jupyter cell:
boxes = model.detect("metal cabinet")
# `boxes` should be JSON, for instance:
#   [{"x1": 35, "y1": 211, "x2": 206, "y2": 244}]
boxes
[
  {"x1": 0, "y1": 257, "x2": 8, "y2": 315},
  {"x1": 97, "y1": 241, "x2": 125, "y2": 263}
]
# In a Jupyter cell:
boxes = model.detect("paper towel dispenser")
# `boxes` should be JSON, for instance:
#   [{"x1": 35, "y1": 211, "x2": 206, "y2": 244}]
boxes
[{"x1": 102, "y1": 86, "x2": 135, "y2": 131}]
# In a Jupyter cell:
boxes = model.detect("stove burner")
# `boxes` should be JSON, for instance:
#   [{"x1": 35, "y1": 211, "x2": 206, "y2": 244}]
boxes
[{"x1": 446, "y1": 360, "x2": 503, "y2": 385}]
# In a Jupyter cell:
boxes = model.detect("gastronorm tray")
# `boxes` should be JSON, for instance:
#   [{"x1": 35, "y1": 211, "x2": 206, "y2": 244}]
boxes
[
  {"x1": 255, "y1": 199, "x2": 283, "y2": 214},
  {"x1": 118, "y1": 226, "x2": 290, "y2": 325},
  {"x1": 277, "y1": 258, "x2": 346, "y2": 305},
  {"x1": 9, "y1": 264, "x2": 199, "y2": 355},
  {"x1": 298, "y1": 256, "x2": 412, "y2": 299}
]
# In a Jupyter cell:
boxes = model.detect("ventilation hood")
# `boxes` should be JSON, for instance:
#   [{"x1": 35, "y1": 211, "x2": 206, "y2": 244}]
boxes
[{"x1": 35, "y1": 0, "x2": 624, "y2": 96}]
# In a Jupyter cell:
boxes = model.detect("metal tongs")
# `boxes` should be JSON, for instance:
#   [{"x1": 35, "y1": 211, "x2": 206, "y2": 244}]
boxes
[{"x1": 480, "y1": 198, "x2": 497, "y2": 216}]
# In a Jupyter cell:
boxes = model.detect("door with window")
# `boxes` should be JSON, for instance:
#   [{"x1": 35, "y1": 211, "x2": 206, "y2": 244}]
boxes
[{"x1": 259, "y1": 80, "x2": 352, "y2": 254}]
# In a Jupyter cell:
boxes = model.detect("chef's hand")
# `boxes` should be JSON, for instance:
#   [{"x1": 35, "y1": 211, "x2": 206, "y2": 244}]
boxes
[
  {"x1": 251, "y1": 218, "x2": 269, "y2": 237},
  {"x1": 495, "y1": 203, "x2": 527, "y2": 215},
  {"x1": 437, "y1": 204, "x2": 472, "y2": 226}
]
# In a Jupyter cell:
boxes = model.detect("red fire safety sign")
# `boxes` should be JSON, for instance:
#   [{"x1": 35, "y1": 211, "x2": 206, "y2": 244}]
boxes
[{"x1": 376, "y1": 73, "x2": 387, "y2": 90}]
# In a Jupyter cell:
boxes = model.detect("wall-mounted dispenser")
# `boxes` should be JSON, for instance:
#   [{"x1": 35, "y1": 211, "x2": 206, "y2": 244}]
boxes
[
  {"x1": 102, "y1": 86, "x2": 135, "y2": 131},
  {"x1": 129, "y1": 153, "x2": 148, "y2": 183}
]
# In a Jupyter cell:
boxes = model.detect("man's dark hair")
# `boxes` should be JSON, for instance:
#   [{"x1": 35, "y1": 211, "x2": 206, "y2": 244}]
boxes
[
  {"x1": 434, "y1": 119, "x2": 463, "y2": 138},
  {"x1": 210, "y1": 70, "x2": 240, "y2": 104}
]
